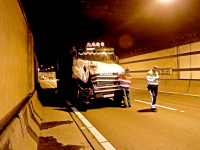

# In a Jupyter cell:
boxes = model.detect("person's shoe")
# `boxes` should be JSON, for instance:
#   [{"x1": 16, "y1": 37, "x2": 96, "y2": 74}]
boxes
[
  {"x1": 84, "y1": 101, "x2": 90, "y2": 105},
  {"x1": 128, "y1": 105, "x2": 131, "y2": 107},
  {"x1": 124, "y1": 105, "x2": 128, "y2": 108},
  {"x1": 151, "y1": 108, "x2": 157, "y2": 112}
]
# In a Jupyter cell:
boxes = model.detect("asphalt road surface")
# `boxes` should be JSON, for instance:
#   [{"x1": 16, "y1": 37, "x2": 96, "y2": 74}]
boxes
[
  {"x1": 39, "y1": 79, "x2": 57, "y2": 89},
  {"x1": 77, "y1": 88, "x2": 200, "y2": 150}
]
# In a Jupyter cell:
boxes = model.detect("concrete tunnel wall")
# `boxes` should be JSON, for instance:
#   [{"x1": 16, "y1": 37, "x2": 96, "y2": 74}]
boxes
[
  {"x1": 0, "y1": 0, "x2": 200, "y2": 148},
  {"x1": 0, "y1": 0, "x2": 35, "y2": 122},
  {"x1": 0, "y1": 91, "x2": 43, "y2": 150},
  {"x1": 119, "y1": 41, "x2": 200, "y2": 95}
]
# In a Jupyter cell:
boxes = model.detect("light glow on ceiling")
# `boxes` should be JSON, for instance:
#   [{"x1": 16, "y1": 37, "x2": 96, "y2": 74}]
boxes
[{"x1": 159, "y1": 0, "x2": 174, "y2": 3}]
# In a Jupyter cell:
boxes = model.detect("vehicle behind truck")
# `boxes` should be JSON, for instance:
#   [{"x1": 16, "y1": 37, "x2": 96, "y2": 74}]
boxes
[{"x1": 72, "y1": 44, "x2": 124, "y2": 105}]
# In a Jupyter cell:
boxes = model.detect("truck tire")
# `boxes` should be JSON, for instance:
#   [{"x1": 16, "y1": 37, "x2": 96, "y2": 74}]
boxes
[
  {"x1": 82, "y1": 95, "x2": 90, "y2": 105},
  {"x1": 77, "y1": 91, "x2": 89, "y2": 111},
  {"x1": 77, "y1": 89, "x2": 90, "y2": 105}
]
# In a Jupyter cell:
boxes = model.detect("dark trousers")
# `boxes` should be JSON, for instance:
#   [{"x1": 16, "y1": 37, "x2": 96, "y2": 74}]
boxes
[
  {"x1": 122, "y1": 88, "x2": 131, "y2": 106},
  {"x1": 149, "y1": 85, "x2": 158, "y2": 108}
]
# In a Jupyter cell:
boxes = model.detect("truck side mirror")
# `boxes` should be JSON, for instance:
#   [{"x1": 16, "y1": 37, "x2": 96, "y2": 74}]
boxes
[{"x1": 115, "y1": 56, "x2": 119, "y2": 64}]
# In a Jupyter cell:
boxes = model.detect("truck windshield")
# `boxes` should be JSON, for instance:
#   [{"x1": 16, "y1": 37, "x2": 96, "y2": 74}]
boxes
[{"x1": 78, "y1": 52, "x2": 115, "y2": 62}]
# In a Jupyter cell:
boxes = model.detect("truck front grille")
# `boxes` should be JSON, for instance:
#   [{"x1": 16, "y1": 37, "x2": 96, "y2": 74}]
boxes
[{"x1": 91, "y1": 73, "x2": 121, "y2": 94}]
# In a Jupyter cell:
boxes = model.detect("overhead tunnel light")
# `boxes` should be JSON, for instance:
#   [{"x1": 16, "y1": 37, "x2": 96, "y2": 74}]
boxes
[{"x1": 158, "y1": 0, "x2": 174, "y2": 3}]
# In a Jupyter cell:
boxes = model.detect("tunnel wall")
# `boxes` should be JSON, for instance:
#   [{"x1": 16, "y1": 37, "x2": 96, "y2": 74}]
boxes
[
  {"x1": 0, "y1": 91, "x2": 42, "y2": 150},
  {"x1": 0, "y1": 0, "x2": 35, "y2": 124},
  {"x1": 130, "y1": 79, "x2": 200, "y2": 95},
  {"x1": 119, "y1": 41, "x2": 200, "y2": 80},
  {"x1": 119, "y1": 41, "x2": 200, "y2": 95}
]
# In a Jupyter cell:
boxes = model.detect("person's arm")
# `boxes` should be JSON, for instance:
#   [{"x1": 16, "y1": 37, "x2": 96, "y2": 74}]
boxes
[
  {"x1": 155, "y1": 73, "x2": 161, "y2": 82},
  {"x1": 147, "y1": 74, "x2": 160, "y2": 83},
  {"x1": 147, "y1": 73, "x2": 155, "y2": 82}
]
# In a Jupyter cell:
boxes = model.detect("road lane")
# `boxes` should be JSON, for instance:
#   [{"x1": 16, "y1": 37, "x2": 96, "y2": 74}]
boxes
[
  {"x1": 134, "y1": 99, "x2": 177, "y2": 110},
  {"x1": 78, "y1": 89, "x2": 200, "y2": 150},
  {"x1": 39, "y1": 80, "x2": 57, "y2": 88}
]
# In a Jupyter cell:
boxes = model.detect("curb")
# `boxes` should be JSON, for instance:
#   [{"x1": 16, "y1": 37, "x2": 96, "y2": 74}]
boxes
[{"x1": 65, "y1": 99, "x2": 116, "y2": 150}]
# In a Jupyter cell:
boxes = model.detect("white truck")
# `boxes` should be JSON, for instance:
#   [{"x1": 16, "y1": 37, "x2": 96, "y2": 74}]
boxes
[{"x1": 72, "y1": 47, "x2": 124, "y2": 104}]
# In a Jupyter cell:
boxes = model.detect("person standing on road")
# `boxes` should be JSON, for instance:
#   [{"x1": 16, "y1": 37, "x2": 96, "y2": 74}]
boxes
[
  {"x1": 119, "y1": 67, "x2": 132, "y2": 108},
  {"x1": 146, "y1": 65, "x2": 160, "y2": 111}
]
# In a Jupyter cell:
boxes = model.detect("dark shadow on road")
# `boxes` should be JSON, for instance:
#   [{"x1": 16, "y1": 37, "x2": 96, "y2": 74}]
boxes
[
  {"x1": 67, "y1": 98, "x2": 123, "y2": 112},
  {"x1": 40, "y1": 121, "x2": 73, "y2": 130},
  {"x1": 137, "y1": 108, "x2": 157, "y2": 113},
  {"x1": 38, "y1": 136, "x2": 84, "y2": 150},
  {"x1": 37, "y1": 88, "x2": 67, "y2": 107},
  {"x1": 36, "y1": 82, "x2": 123, "y2": 112}
]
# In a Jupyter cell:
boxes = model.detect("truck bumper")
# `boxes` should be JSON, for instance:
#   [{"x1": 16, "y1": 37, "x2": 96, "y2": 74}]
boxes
[{"x1": 94, "y1": 90, "x2": 121, "y2": 99}]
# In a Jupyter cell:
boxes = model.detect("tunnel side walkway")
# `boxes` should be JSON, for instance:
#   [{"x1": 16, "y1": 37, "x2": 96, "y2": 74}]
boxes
[
  {"x1": 0, "y1": 89, "x2": 100, "y2": 150},
  {"x1": 38, "y1": 106, "x2": 91, "y2": 150}
]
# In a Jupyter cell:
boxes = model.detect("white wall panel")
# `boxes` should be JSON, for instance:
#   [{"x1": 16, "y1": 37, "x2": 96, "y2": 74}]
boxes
[
  {"x1": 180, "y1": 71, "x2": 191, "y2": 79},
  {"x1": 191, "y1": 54, "x2": 200, "y2": 68},
  {"x1": 120, "y1": 54, "x2": 177, "y2": 79},
  {"x1": 179, "y1": 56, "x2": 190, "y2": 68},
  {"x1": 120, "y1": 37, "x2": 200, "y2": 80},
  {"x1": 191, "y1": 41, "x2": 200, "y2": 52},
  {"x1": 179, "y1": 44, "x2": 190, "y2": 53},
  {"x1": 191, "y1": 71, "x2": 200, "y2": 79},
  {"x1": 121, "y1": 57, "x2": 176, "y2": 72},
  {"x1": 119, "y1": 47, "x2": 175, "y2": 64},
  {"x1": 130, "y1": 73, "x2": 146, "y2": 79}
]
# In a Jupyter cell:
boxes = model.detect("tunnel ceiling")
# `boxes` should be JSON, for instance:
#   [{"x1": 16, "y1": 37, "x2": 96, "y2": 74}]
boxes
[{"x1": 21, "y1": 0, "x2": 200, "y2": 65}]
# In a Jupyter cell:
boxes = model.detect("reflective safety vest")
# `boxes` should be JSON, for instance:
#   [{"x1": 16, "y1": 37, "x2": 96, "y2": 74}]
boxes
[
  {"x1": 146, "y1": 70, "x2": 160, "y2": 85},
  {"x1": 119, "y1": 73, "x2": 132, "y2": 88}
]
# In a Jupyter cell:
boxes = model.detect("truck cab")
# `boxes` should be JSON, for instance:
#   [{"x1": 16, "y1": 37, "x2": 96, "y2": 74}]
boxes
[{"x1": 72, "y1": 45, "x2": 124, "y2": 105}]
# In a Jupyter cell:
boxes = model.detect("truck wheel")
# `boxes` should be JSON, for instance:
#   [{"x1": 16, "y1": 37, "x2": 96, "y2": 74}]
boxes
[
  {"x1": 83, "y1": 96, "x2": 90, "y2": 105},
  {"x1": 77, "y1": 93, "x2": 89, "y2": 111}
]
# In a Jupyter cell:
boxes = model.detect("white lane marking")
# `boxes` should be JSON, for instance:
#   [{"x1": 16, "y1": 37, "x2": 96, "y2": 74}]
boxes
[
  {"x1": 134, "y1": 100, "x2": 150, "y2": 105},
  {"x1": 134, "y1": 99, "x2": 177, "y2": 111},
  {"x1": 160, "y1": 91, "x2": 178, "y2": 94},
  {"x1": 87, "y1": 126, "x2": 107, "y2": 143},
  {"x1": 80, "y1": 118, "x2": 93, "y2": 128},
  {"x1": 180, "y1": 111, "x2": 185, "y2": 112},
  {"x1": 71, "y1": 107, "x2": 85, "y2": 119},
  {"x1": 182, "y1": 94, "x2": 200, "y2": 97},
  {"x1": 65, "y1": 100, "x2": 116, "y2": 150},
  {"x1": 43, "y1": 81, "x2": 55, "y2": 88}
]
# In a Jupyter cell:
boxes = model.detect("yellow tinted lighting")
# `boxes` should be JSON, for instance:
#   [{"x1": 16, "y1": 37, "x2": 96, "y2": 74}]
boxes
[{"x1": 159, "y1": 0, "x2": 173, "y2": 2}]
